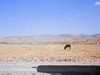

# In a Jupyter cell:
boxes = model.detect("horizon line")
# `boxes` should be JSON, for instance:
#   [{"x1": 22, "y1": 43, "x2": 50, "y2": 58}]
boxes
[{"x1": 0, "y1": 33, "x2": 100, "y2": 37}]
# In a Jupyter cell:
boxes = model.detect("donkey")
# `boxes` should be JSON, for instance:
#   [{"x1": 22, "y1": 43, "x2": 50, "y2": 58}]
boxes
[{"x1": 64, "y1": 44, "x2": 71, "y2": 50}]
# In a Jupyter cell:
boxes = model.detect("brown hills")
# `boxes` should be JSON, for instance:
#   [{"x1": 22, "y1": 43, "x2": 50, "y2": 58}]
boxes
[{"x1": 0, "y1": 34, "x2": 100, "y2": 45}]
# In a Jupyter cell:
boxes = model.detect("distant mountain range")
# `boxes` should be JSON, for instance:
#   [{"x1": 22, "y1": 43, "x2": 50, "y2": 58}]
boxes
[{"x1": 0, "y1": 34, "x2": 100, "y2": 45}]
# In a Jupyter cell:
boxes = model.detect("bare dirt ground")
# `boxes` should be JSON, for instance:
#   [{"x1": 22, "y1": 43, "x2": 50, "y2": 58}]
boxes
[
  {"x1": 0, "y1": 44, "x2": 100, "y2": 75},
  {"x1": 0, "y1": 44, "x2": 100, "y2": 61}
]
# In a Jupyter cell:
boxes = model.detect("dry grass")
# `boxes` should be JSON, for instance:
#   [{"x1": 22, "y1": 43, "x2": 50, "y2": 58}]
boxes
[{"x1": 0, "y1": 44, "x2": 100, "y2": 61}]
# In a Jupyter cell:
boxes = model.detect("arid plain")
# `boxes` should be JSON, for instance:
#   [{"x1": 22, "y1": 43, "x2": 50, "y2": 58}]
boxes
[
  {"x1": 0, "y1": 34, "x2": 100, "y2": 61},
  {"x1": 0, "y1": 44, "x2": 100, "y2": 62},
  {"x1": 0, "y1": 34, "x2": 100, "y2": 75}
]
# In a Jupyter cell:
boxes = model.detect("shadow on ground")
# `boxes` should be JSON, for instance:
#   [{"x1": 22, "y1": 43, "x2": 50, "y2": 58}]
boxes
[{"x1": 36, "y1": 65, "x2": 100, "y2": 75}]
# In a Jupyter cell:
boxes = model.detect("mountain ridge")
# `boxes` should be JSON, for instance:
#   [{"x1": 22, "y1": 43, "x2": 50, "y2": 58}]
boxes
[{"x1": 0, "y1": 34, "x2": 100, "y2": 45}]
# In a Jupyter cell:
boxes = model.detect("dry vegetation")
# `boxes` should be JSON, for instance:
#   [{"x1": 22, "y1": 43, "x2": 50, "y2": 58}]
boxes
[
  {"x1": 0, "y1": 34, "x2": 100, "y2": 62},
  {"x1": 0, "y1": 44, "x2": 100, "y2": 62}
]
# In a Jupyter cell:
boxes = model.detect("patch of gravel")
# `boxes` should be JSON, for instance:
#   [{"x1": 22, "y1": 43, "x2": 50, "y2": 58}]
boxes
[
  {"x1": 0, "y1": 71, "x2": 50, "y2": 75},
  {"x1": 0, "y1": 57, "x2": 100, "y2": 63},
  {"x1": 0, "y1": 58, "x2": 100, "y2": 75}
]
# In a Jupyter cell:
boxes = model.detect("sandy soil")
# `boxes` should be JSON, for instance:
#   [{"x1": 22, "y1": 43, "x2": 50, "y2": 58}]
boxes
[
  {"x1": 0, "y1": 44, "x2": 100, "y2": 61},
  {"x1": 0, "y1": 44, "x2": 100, "y2": 75}
]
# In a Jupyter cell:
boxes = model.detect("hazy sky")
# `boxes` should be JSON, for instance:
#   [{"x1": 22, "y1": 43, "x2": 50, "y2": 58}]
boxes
[{"x1": 0, "y1": 0, "x2": 100, "y2": 36}]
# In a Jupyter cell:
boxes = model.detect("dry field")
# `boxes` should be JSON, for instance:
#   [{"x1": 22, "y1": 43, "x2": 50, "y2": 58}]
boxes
[{"x1": 0, "y1": 44, "x2": 100, "y2": 62}]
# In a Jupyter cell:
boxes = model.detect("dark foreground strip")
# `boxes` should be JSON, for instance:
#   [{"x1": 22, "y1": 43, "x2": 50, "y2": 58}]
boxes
[{"x1": 37, "y1": 65, "x2": 100, "y2": 75}]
